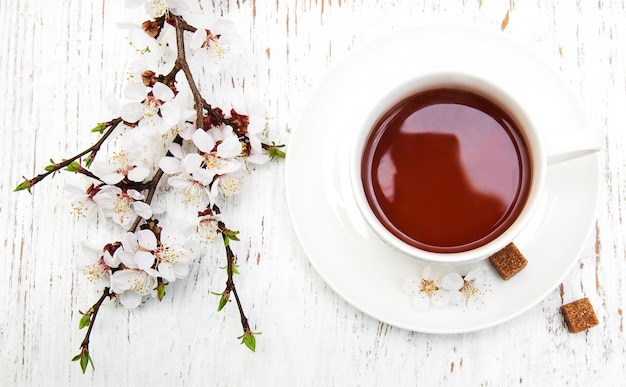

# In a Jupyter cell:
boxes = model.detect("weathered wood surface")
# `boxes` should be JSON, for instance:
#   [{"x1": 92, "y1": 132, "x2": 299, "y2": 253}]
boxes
[{"x1": 1, "y1": 0, "x2": 624, "y2": 385}]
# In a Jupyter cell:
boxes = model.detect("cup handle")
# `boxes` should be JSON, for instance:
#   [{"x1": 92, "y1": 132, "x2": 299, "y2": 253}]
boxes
[{"x1": 545, "y1": 129, "x2": 603, "y2": 165}]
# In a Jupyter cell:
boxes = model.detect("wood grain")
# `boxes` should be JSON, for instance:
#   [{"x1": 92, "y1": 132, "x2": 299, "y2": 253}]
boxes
[{"x1": 1, "y1": 0, "x2": 625, "y2": 385}]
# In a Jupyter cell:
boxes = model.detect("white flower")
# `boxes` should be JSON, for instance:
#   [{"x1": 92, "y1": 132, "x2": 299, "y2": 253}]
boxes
[
  {"x1": 403, "y1": 266, "x2": 457, "y2": 310},
  {"x1": 234, "y1": 98, "x2": 271, "y2": 165},
  {"x1": 194, "y1": 125, "x2": 241, "y2": 156},
  {"x1": 121, "y1": 81, "x2": 182, "y2": 137},
  {"x1": 443, "y1": 268, "x2": 490, "y2": 307},
  {"x1": 159, "y1": 143, "x2": 210, "y2": 204},
  {"x1": 92, "y1": 186, "x2": 153, "y2": 228},
  {"x1": 191, "y1": 125, "x2": 246, "y2": 202},
  {"x1": 163, "y1": 127, "x2": 246, "y2": 205},
  {"x1": 114, "y1": 226, "x2": 198, "y2": 291},
  {"x1": 176, "y1": 120, "x2": 197, "y2": 140},
  {"x1": 125, "y1": 0, "x2": 167, "y2": 18},
  {"x1": 66, "y1": 184, "x2": 99, "y2": 220},
  {"x1": 110, "y1": 230, "x2": 161, "y2": 308},
  {"x1": 158, "y1": 142, "x2": 186, "y2": 174},
  {"x1": 125, "y1": 0, "x2": 195, "y2": 18},
  {"x1": 209, "y1": 172, "x2": 245, "y2": 203},
  {"x1": 195, "y1": 211, "x2": 220, "y2": 242},
  {"x1": 189, "y1": 19, "x2": 242, "y2": 74},
  {"x1": 111, "y1": 269, "x2": 158, "y2": 308},
  {"x1": 117, "y1": 21, "x2": 161, "y2": 55},
  {"x1": 91, "y1": 150, "x2": 151, "y2": 184},
  {"x1": 79, "y1": 243, "x2": 120, "y2": 289},
  {"x1": 167, "y1": 173, "x2": 210, "y2": 205},
  {"x1": 153, "y1": 226, "x2": 199, "y2": 282}
]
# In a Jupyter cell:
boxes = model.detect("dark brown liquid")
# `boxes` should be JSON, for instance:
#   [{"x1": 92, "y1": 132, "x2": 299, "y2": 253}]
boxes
[{"x1": 361, "y1": 89, "x2": 531, "y2": 253}]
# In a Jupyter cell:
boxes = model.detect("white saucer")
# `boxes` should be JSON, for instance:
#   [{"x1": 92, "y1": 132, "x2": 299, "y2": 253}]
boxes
[{"x1": 285, "y1": 25, "x2": 601, "y2": 333}]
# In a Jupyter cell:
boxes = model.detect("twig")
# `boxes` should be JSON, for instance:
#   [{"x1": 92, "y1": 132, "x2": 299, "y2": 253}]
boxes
[
  {"x1": 173, "y1": 15, "x2": 204, "y2": 129},
  {"x1": 16, "y1": 118, "x2": 123, "y2": 191},
  {"x1": 212, "y1": 204, "x2": 253, "y2": 338},
  {"x1": 73, "y1": 287, "x2": 115, "y2": 373}
]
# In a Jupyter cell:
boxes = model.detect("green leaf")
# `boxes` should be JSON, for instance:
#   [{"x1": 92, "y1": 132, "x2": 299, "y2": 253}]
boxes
[
  {"x1": 157, "y1": 283, "x2": 166, "y2": 301},
  {"x1": 44, "y1": 158, "x2": 63, "y2": 176},
  {"x1": 79, "y1": 314, "x2": 91, "y2": 329},
  {"x1": 80, "y1": 353, "x2": 89, "y2": 373},
  {"x1": 217, "y1": 294, "x2": 229, "y2": 311},
  {"x1": 267, "y1": 144, "x2": 286, "y2": 160},
  {"x1": 14, "y1": 179, "x2": 32, "y2": 192},
  {"x1": 64, "y1": 161, "x2": 82, "y2": 173},
  {"x1": 231, "y1": 265, "x2": 240, "y2": 275},
  {"x1": 84, "y1": 155, "x2": 94, "y2": 168},
  {"x1": 241, "y1": 332, "x2": 256, "y2": 352},
  {"x1": 223, "y1": 230, "x2": 240, "y2": 246},
  {"x1": 72, "y1": 351, "x2": 94, "y2": 374},
  {"x1": 88, "y1": 354, "x2": 95, "y2": 371},
  {"x1": 91, "y1": 123, "x2": 105, "y2": 133}
]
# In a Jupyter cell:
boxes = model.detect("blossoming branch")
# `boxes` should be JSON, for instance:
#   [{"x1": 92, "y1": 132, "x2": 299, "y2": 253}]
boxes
[{"x1": 15, "y1": 0, "x2": 284, "y2": 373}]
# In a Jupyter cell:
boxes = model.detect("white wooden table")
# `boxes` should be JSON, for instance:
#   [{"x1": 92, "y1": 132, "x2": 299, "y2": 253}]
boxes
[{"x1": 2, "y1": 1, "x2": 625, "y2": 385}]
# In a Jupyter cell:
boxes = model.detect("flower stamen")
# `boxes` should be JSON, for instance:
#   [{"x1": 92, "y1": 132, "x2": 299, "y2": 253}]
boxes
[{"x1": 420, "y1": 279, "x2": 438, "y2": 296}]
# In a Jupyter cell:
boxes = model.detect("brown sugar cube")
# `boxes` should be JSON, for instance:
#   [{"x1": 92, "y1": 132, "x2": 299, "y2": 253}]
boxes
[
  {"x1": 560, "y1": 298, "x2": 599, "y2": 334},
  {"x1": 488, "y1": 242, "x2": 527, "y2": 280}
]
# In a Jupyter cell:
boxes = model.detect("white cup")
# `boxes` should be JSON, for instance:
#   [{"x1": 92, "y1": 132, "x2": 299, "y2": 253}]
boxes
[{"x1": 350, "y1": 72, "x2": 602, "y2": 264}]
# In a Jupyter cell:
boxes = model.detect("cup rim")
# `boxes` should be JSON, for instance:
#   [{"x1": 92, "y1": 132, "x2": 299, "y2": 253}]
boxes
[{"x1": 349, "y1": 72, "x2": 546, "y2": 264}]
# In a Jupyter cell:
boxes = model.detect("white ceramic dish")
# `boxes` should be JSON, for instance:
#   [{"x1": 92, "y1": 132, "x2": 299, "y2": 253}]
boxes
[{"x1": 285, "y1": 24, "x2": 601, "y2": 333}]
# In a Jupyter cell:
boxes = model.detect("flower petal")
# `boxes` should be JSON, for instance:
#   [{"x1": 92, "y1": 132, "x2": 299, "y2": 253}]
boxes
[
  {"x1": 100, "y1": 173, "x2": 125, "y2": 185},
  {"x1": 441, "y1": 273, "x2": 464, "y2": 292},
  {"x1": 79, "y1": 243, "x2": 100, "y2": 264},
  {"x1": 403, "y1": 276, "x2": 421, "y2": 295},
  {"x1": 168, "y1": 142, "x2": 184, "y2": 159},
  {"x1": 137, "y1": 229, "x2": 158, "y2": 250},
  {"x1": 189, "y1": 29, "x2": 206, "y2": 50},
  {"x1": 152, "y1": 82, "x2": 175, "y2": 101},
  {"x1": 127, "y1": 167, "x2": 147, "y2": 182},
  {"x1": 159, "y1": 226, "x2": 177, "y2": 246},
  {"x1": 143, "y1": 267, "x2": 160, "y2": 278},
  {"x1": 431, "y1": 290, "x2": 450, "y2": 308},
  {"x1": 135, "y1": 251, "x2": 156, "y2": 271},
  {"x1": 160, "y1": 101, "x2": 181, "y2": 128},
  {"x1": 127, "y1": 189, "x2": 145, "y2": 200},
  {"x1": 111, "y1": 269, "x2": 136, "y2": 293},
  {"x1": 167, "y1": 176, "x2": 193, "y2": 190},
  {"x1": 158, "y1": 262, "x2": 177, "y2": 282},
  {"x1": 182, "y1": 152, "x2": 204, "y2": 173},
  {"x1": 119, "y1": 290, "x2": 143, "y2": 309},
  {"x1": 412, "y1": 293, "x2": 430, "y2": 310},
  {"x1": 133, "y1": 201, "x2": 152, "y2": 219},
  {"x1": 116, "y1": 251, "x2": 137, "y2": 269},
  {"x1": 192, "y1": 129, "x2": 216, "y2": 153},
  {"x1": 159, "y1": 156, "x2": 182, "y2": 174},
  {"x1": 121, "y1": 102, "x2": 145, "y2": 123},
  {"x1": 120, "y1": 232, "x2": 138, "y2": 252},
  {"x1": 125, "y1": 82, "x2": 148, "y2": 100},
  {"x1": 217, "y1": 133, "x2": 242, "y2": 158},
  {"x1": 103, "y1": 251, "x2": 120, "y2": 269}
]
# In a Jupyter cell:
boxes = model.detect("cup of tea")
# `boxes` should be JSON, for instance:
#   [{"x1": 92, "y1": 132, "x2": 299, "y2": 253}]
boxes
[{"x1": 350, "y1": 72, "x2": 601, "y2": 264}]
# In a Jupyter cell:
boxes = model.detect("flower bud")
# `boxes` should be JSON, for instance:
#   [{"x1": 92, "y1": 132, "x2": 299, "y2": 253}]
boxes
[
  {"x1": 141, "y1": 70, "x2": 157, "y2": 87},
  {"x1": 142, "y1": 20, "x2": 161, "y2": 38}
]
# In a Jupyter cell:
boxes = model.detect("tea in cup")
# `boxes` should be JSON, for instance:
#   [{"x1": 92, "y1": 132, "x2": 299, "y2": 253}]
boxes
[{"x1": 350, "y1": 73, "x2": 601, "y2": 264}]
